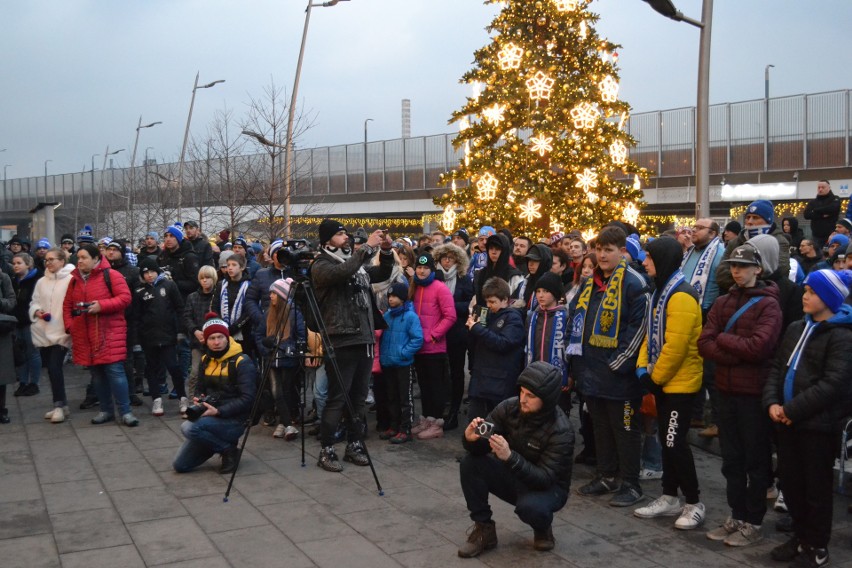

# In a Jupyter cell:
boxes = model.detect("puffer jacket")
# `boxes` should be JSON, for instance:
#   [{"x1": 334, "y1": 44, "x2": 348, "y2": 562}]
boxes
[
  {"x1": 183, "y1": 288, "x2": 216, "y2": 348},
  {"x1": 716, "y1": 226, "x2": 791, "y2": 293},
  {"x1": 763, "y1": 306, "x2": 852, "y2": 433},
  {"x1": 463, "y1": 361, "x2": 575, "y2": 492},
  {"x1": 380, "y1": 301, "x2": 424, "y2": 367},
  {"x1": 196, "y1": 338, "x2": 257, "y2": 420},
  {"x1": 12, "y1": 268, "x2": 40, "y2": 326},
  {"x1": 131, "y1": 275, "x2": 184, "y2": 347},
  {"x1": 468, "y1": 306, "x2": 526, "y2": 401},
  {"x1": 411, "y1": 277, "x2": 457, "y2": 355},
  {"x1": 698, "y1": 280, "x2": 783, "y2": 396},
  {"x1": 63, "y1": 256, "x2": 132, "y2": 366},
  {"x1": 637, "y1": 283, "x2": 703, "y2": 394},
  {"x1": 158, "y1": 239, "x2": 200, "y2": 299},
  {"x1": 29, "y1": 263, "x2": 74, "y2": 348}
]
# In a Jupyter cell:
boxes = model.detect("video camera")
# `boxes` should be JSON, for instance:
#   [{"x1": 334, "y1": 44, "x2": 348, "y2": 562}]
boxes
[{"x1": 276, "y1": 239, "x2": 314, "y2": 272}]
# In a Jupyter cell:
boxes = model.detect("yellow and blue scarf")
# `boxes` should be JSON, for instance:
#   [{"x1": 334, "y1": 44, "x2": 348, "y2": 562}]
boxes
[{"x1": 567, "y1": 259, "x2": 626, "y2": 355}]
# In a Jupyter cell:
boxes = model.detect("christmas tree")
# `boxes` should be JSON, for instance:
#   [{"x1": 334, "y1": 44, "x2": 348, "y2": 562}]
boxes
[{"x1": 435, "y1": 0, "x2": 647, "y2": 240}]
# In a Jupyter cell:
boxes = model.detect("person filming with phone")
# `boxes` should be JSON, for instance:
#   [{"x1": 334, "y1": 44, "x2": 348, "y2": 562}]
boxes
[{"x1": 458, "y1": 361, "x2": 574, "y2": 559}]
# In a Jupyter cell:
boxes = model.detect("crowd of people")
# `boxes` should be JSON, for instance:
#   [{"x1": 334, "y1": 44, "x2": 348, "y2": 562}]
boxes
[{"x1": 1, "y1": 181, "x2": 851, "y2": 565}]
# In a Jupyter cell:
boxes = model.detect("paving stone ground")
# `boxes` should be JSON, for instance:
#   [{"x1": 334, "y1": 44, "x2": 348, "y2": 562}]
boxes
[{"x1": 2, "y1": 365, "x2": 852, "y2": 567}]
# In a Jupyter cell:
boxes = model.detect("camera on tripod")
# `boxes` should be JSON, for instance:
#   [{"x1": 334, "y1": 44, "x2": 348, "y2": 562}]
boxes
[
  {"x1": 276, "y1": 239, "x2": 314, "y2": 271},
  {"x1": 71, "y1": 302, "x2": 92, "y2": 316},
  {"x1": 185, "y1": 394, "x2": 220, "y2": 422}
]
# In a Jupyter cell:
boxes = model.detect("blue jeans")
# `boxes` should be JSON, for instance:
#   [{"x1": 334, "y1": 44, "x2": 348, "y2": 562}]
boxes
[
  {"x1": 178, "y1": 337, "x2": 191, "y2": 385},
  {"x1": 15, "y1": 326, "x2": 41, "y2": 385},
  {"x1": 173, "y1": 416, "x2": 246, "y2": 473},
  {"x1": 91, "y1": 362, "x2": 131, "y2": 416},
  {"x1": 307, "y1": 364, "x2": 328, "y2": 419}
]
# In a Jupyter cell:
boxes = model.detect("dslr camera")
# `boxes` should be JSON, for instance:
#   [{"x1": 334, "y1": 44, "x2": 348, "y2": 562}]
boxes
[
  {"x1": 185, "y1": 394, "x2": 220, "y2": 422},
  {"x1": 71, "y1": 302, "x2": 92, "y2": 316}
]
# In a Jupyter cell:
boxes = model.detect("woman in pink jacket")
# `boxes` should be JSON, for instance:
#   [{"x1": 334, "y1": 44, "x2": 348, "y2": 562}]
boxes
[{"x1": 409, "y1": 252, "x2": 456, "y2": 439}]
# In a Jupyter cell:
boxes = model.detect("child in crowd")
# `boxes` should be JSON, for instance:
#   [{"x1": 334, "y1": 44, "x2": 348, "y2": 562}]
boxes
[
  {"x1": 184, "y1": 266, "x2": 218, "y2": 407},
  {"x1": 525, "y1": 272, "x2": 569, "y2": 414},
  {"x1": 465, "y1": 277, "x2": 525, "y2": 421},
  {"x1": 379, "y1": 282, "x2": 424, "y2": 444}
]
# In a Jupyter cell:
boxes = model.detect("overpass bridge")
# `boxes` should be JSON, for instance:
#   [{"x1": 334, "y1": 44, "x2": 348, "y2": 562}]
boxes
[{"x1": 3, "y1": 89, "x2": 851, "y2": 239}]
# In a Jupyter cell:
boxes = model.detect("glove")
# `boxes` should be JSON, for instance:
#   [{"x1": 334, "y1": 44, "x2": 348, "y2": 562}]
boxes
[
  {"x1": 636, "y1": 367, "x2": 648, "y2": 379},
  {"x1": 638, "y1": 372, "x2": 662, "y2": 396}
]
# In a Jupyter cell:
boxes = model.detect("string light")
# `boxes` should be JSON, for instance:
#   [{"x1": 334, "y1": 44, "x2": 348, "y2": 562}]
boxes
[
  {"x1": 507, "y1": 189, "x2": 517, "y2": 202},
  {"x1": 550, "y1": 220, "x2": 563, "y2": 233},
  {"x1": 497, "y1": 42, "x2": 524, "y2": 70},
  {"x1": 598, "y1": 75, "x2": 619, "y2": 103},
  {"x1": 529, "y1": 133, "x2": 554, "y2": 157},
  {"x1": 581, "y1": 228, "x2": 597, "y2": 242},
  {"x1": 633, "y1": 174, "x2": 641, "y2": 190},
  {"x1": 518, "y1": 198, "x2": 542, "y2": 223},
  {"x1": 525, "y1": 71, "x2": 555, "y2": 101},
  {"x1": 570, "y1": 102, "x2": 599, "y2": 129},
  {"x1": 471, "y1": 81, "x2": 482, "y2": 100},
  {"x1": 576, "y1": 168, "x2": 598, "y2": 191},
  {"x1": 587, "y1": 191, "x2": 599, "y2": 204},
  {"x1": 730, "y1": 199, "x2": 850, "y2": 220},
  {"x1": 618, "y1": 112, "x2": 628, "y2": 131},
  {"x1": 476, "y1": 172, "x2": 499, "y2": 200}
]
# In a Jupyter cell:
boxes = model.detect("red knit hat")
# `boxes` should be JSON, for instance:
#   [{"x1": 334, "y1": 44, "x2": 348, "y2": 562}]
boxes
[{"x1": 202, "y1": 312, "x2": 229, "y2": 341}]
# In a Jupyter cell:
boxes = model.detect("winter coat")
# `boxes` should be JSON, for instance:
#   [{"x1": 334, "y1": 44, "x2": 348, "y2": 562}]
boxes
[
  {"x1": 463, "y1": 362, "x2": 574, "y2": 492},
  {"x1": 636, "y1": 283, "x2": 703, "y2": 394},
  {"x1": 63, "y1": 256, "x2": 132, "y2": 366},
  {"x1": 188, "y1": 235, "x2": 214, "y2": 268},
  {"x1": 380, "y1": 301, "x2": 424, "y2": 367},
  {"x1": 763, "y1": 306, "x2": 852, "y2": 433},
  {"x1": 472, "y1": 234, "x2": 524, "y2": 308},
  {"x1": 157, "y1": 240, "x2": 200, "y2": 299},
  {"x1": 716, "y1": 226, "x2": 791, "y2": 294},
  {"x1": 310, "y1": 246, "x2": 393, "y2": 348},
  {"x1": 252, "y1": 300, "x2": 306, "y2": 368},
  {"x1": 467, "y1": 306, "x2": 526, "y2": 401},
  {"x1": 433, "y1": 243, "x2": 473, "y2": 344},
  {"x1": 183, "y1": 288, "x2": 216, "y2": 349},
  {"x1": 0, "y1": 273, "x2": 17, "y2": 385},
  {"x1": 764, "y1": 269, "x2": 804, "y2": 336},
  {"x1": 697, "y1": 280, "x2": 783, "y2": 396},
  {"x1": 567, "y1": 266, "x2": 651, "y2": 401},
  {"x1": 803, "y1": 190, "x2": 841, "y2": 239},
  {"x1": 213, "y1": 271, "x2": 253, "y2": 337},
  {"x1": 411, "y1": 278, "x2": 457, "y2": 355},
  {"x1": 29, "y1": 263, "x2": 74, "y2": 349},
  {"x1": 781, "y1": 217, "x2": 805, "y2": 249},
  {"x1": 131, "y1": 276, "x2": 185, "y2": 347},
  {"x1": 12, "y1": 268, "x2": 40, "y2": 327},
  {"x1": 244, "y1": 264, "x2": 296, "y2": 329},
  {"x1": 196, "y1": 338, "x2": 257, "y2": 421}
]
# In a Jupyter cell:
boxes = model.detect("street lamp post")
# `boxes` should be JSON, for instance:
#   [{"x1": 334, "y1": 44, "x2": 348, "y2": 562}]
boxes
[
  {"x1": 764, "y1": 64, "x2": 775, "y2": 171},
  {"x1": 177, "y1": 73, "x2": 225, "y2": 222},
  {"x1": 129, "y1": 117, "x2": 162, "y2": 239},
  {"x1": 3, "y1": 165, "x2": 10, "y2": 207},
  {"x1": 282, "y1": 0, "x2": 350, "y2": 238},
  {"x1": 642, "y1": 0, "x2": 713, "y2": 219},
  {"x1": 43, "y1": 159, "x2": 52, "y2": 202},
  {"x1": 364, "y1": 118, "x2": 373, "y2": 192},
  {"x1": 95, "y1": 147, "x2": 125, "y2": 236},
  {"x1": 242, "y1": 130, "x2": 287, "y2": 239}
]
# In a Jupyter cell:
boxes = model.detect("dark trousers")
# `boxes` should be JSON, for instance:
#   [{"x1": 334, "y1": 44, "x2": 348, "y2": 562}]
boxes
[
  {"x1": 587, "y1": 396, "x2": 642, "y2": 487},
  {"x1": 270, "y1": 366, "x2": 299, "y2": 425},
  {"x1": 383, "y1": 366, "x2": 414, "y2": 433},
  {"x1": 777, "y1": 427, "x2": 836, "y2": 549},
  {"x1": 576, "y1": 392, "x2": 596, "y2": 457},
  {"x1": 374, "y1": 372, "x2": 390, "y2": 431},
  {"x1": 717, "y1": 393, "x2": 771, "y2": 525},
  {"x1": 40, "y1": 345, "x2": 68, "y2": 406},
  {"x1": 447, "y1": 338, "x2": 467, "y2": 413},
  {"x1": 414, "y1": 353, "x2": 449, "y2": 419},
  {"x1": 693, "y1": 358, "x2": 719, "y2": 424},
  {"x1": 460, "y1": 453, "x2": 568, "y2": 531},
  {"x1": 320, "y1": 344, "x2": 371, "y2": 447},
  {"x1": 467, "y1": 397, "x2": 500, "y2": 423},
  {"x1": 144, "y1": 344, "x2": 185, "y2": 399},
  {"x1": 656, "y1": 392, "x2": 700, "y2": 503}
]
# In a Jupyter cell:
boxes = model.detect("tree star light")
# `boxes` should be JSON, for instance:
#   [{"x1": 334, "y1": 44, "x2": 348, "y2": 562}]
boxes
[
  {"x1": 525, "y1": 71, "x2": 555, "y2": 101},
  {"x1": 609, "y1": 139, "x2": 627, "y2": 166},
  {"x1": 552, "y1": 0, "x2": 582, "y2": 11},
  {"x1": 476, "y1": 172, "x2": 499, "y2": 200},
  {"x1": 599, "y1": 75, "x2": 619, "y2": 103},
  {"x1": 570, "y1": 102, "x2": 599, "y2": 129},
  {"x1": 482, "y1": 103, "x2": 507, "y2": 125},
  {"x1": 529, "y1": 133, "x2": 554, "y2": 157},
  {"x1": 519, "y1": 198, "x2": 542, "y2": 223},
  {"x1": 576, "y1": 168, "x2": 598, "y2": 191},
  {"x1": 442, "y1": 204, "x2": 457, "y2": 232},
  {"x1": 498, "y1": 42, "x2": 524, "y2": 70}
]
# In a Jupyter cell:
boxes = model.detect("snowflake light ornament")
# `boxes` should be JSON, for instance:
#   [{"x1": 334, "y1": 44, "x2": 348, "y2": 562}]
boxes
[
  {"x1": 581, "y1": 228, "x2": 597, "y2": 242},
  {"x1": 525, "y1": 71, "x2": 556, "y2": 101},
  {"x1": 507, "y1": 189, "x2": 517, "y2": 202},
  {"x1": 476, "y1": 173, "x2": 499, "y2": 200},
  {"x1": 579, "y1": 20, "x2": 588, "y2": 39},
  {"x1": 599, "y1": 75, "x2": 619, "y2": 103},
  {"x1": 609, "y1": 139, "x2": 627, "y2": 166},
  {"x1": 552, "y1": 0, "x2": 581, "y2": 11},
  {"x1": 482, "y1": 103, "x2": 507, "y2": 125},
  {"x1": 529, "y1": 134, "x2": 554, "y2": 157},
  {"x1": 442, "y1": 205, "x2": 457, "y2": 232},
  {"x1": 622, "y1": 202, "x2": 640, "y2": 226},
  {"x1": 575, "y1": 168, "x2": 598, "y2": 191},
  {"x1": 570, "y1": 102, "x2": 599, "y2": 129},
  {"x1": 498, "y1": 43, "x2": 524, "y2": 70},
  {"x1": 519, "y1": 199, "x2": 542, "y2": 223}
]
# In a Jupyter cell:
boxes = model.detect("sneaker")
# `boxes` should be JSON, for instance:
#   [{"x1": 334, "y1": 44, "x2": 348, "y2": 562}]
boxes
[
  {"x1": 790, "y1": 546, "x2": 829, "y2": 568},
  {"x1": 533, "y1": 526, "x2": 555, "y2": 552},
  {"x1": 179, "y1": 397, "x2": 189, "y2": 418},
  {"x1": 577, "y1": 476, "x2": 619, "y2": 496},
  {"x1": 344, "y1": 441, "x2": 370, "y2": 466},
  {"x1": 634, "y1": 494, "x2": 682, "y2": 518},
  {"x1": 318, "y1": 446, "x2": 343, "y2": 472},
  {"x1": 457, "y1": 521, "x2": 497, "y2": 558},
  {"x1": 284, "y1": 425, "x2": 299, "y2": 441},
  {"x1": 168, "y1": 388, "x2": 179, "y2": 400},
  {"x1": 365, "y1": 389, "x2": 375, "y2": 406},
  {"x1": 152, "y1": 398, "x2": 164, "y2": 417},
  {"x1": 390, "y1": 431, "x2": 411, "y2": 444},
  {"x1": 130, "y1": 394, "x2": 144, "y2": 407},
  {"x1": 220, "y1": 447, "x2": 240, "y2": 474},
  {"x1": 273, "y1": 424, "x2": 287, "y2": 438},
  {"x1": 158, "y1": 384, "x2": 168, "y2": 395},
  {"x1": 90, "y1": 412, "x2": 115, "y2": 425},
  {"x1": 610, "y1": 484, "x2": 643, "y2": 507},
  {"x1": 698, "y1": 424, "x2": 719, "y2": 438},
  {"x1": 13, "y1": 383, "x2": 26, "y2": 397},
  {"x1": 774, "y1": 491, "x2": 788, "y2": 512},
  {"x1": 706, "y1": 517, "x2": 742, "y2": 541},
  {"x1": 723, "y1": 522, "x2": 762, "y2": 547},
  {"x1": 674, "y1": 502, "x2": 706, "y2": 530},
  {"x1": 378, "y1": 428, "x2": 397, "y2": 440},
  {"x1": 23, "y1": 384, "x2": 40, "y2": 396},
  {"x1": 410, "y1": 416, "x2": 431, "y2": 435},
  {"x1": 79, "y1": 395, "x2": 99, "y2": 410},
  {"x1": 770, "y1": 536, "x2": 803, "y2": 562},
  {"x1": 121, "y1": 413, "x2": 140, "y2": 427},
  {"x1": 44, "y1": 408, "x2": 57, "y2": 420},
  {"x1": 50, "y1": 406, "x2": 67, "y2": 424},
  {"x1": 417, "y1": 418, "x2": 445, "y2": 440},
  {"x1": 640, "y1": 468, "x2": 663, "y2": 480}
]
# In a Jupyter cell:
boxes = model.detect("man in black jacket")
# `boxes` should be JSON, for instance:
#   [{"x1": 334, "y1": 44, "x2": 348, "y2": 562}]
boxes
[
  {"x1": 803, "y1": 179, "x2": 841, "y2": 252},
  {"x1": 184, "y1": 221, "x2": 214, "y2": 268},
  {"x1": 458, "y1": 361, "x2": 574, "y2": 558}
]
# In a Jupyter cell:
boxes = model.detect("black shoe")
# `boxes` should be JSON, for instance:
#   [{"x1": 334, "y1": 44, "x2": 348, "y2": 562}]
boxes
[
  {"x1": 307, "y1": 424, "x2": 321, "y2": 437},
  {"x1": 129, "y1": 394, "x2": 144, "y2": 407},
  {"x1": 344, "y1": 441, "x2": 370, "y2": 466},
  {"x1": 577, "y1": 476, "x2": 618, "y2": 496},
  {"x1": 318, "y1": 446, "x2": 343, "y2": 472},
  {"x1": 533, "y1": 526, "x2": 555, "y2": 552},
  {"x1": 79, "y1": 395, "x2": 99, "y2": 410},
  {"x1": 0, "y1": 409, "x2": 9, "y2": 424},
  {"x1": 443, "y1": 412, "x2": 459, "y2": 431},
  {"x1": 220, "y1": 447, "x2": 240, "y2": 474},
  {"x1": 303, "y1": 408, "x2": 318, "y2": 424},
  {"x1": 22, "y1": 383, "x2": 40, "y2": 396},
  {"x1": 13, "y1": 383, "x2": 26, "y2": 397},
  {"x1": 790, "y1": 546, "x2": 828, "y2": 568},
  {"x1": 770, "y1": 536, "x2": 802, "y2": 562}
]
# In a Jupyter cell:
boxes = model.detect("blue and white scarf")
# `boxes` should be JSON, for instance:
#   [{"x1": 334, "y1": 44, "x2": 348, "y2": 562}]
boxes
[
  {"x1": 646, "y1": 269, "x2": 685, "y2": 373},
  {"x1": 745, "y1": 224, "x2": 772, "y2": 240},
  {"x1": 526, "y1": 307, "x2": 568, "y2": 385},
  {"x1": 220, "y1": 279, "x2": 249, "y2": 325},
  {"x1": 782, "y1": 317, "x2": 818, "y2": 403},
  {"x1": 683, "y1": 237, "x2": 721, "y2": 302}
]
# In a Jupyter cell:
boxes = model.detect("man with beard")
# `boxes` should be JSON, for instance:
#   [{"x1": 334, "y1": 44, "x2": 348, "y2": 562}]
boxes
[
  {"x1": 512, "y1": 236, "x2": 533, "y2": 276},
  {"x1": 183, "y1": 221, "x2": 214, "y2": 267}
]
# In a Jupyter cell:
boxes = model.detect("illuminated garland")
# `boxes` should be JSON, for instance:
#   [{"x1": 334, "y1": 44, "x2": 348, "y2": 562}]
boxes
[{"x1": 729, "y1": 199, "x2": 850, "y2": 220}]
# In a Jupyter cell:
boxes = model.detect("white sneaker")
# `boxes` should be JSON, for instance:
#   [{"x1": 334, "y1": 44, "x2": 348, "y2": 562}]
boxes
[
  {"x1": 179, "y1": 397, "x2": 189, "y2": 416},
  {"x1": 365, "y1": 389, "x2": 375, "y2": 406},
  {"x1": 273, "y1": 424, "x2": 286, "y2": 438},
  {"x1": 640, "y1": 468, "x2": 664, "y2": 480},
  {"x1": 45, "y1": 406, "x2": 70, "y2": 421},
  {"x1": 634, "y1": 494, "x2": 682, "y2": 518},
  {"x1": 774, "y1": 491, "x2": 787, "y2": 512},
  {"x1": 675, "y1": 502, "x2": 706, "y2": 530},
  {"x1": 284, "y1": 425, "x2": 299, "y2": 441},
  {"x1": 44, "y1": 408, "x2": 57, "y2": 420},
  {"x1": 50, "y1": 407, "x2": 66, "y2": 424},
  {"x1": 152, "y1": 398, "x2": 164, "y2": 417}
]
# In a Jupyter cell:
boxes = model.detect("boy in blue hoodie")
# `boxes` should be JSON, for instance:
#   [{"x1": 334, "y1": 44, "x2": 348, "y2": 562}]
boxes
[{"x1": 380, "y1": 282, "x2": 424, "y2": 444}]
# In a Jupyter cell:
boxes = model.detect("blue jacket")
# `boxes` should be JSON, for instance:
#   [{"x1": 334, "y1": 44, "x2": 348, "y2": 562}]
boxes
[
  {"x1": 244, "y1": 265, "x2": 297, "y2": 329},
  {"x1": 380, "y1": 301, "x2": 424, "y2": 367},
  {"x1": 252, "y1": 301, "x2": 305, "y2": 369},
  {"x1": 467, "y1": 306, "x2": 526, "y2": 402}
]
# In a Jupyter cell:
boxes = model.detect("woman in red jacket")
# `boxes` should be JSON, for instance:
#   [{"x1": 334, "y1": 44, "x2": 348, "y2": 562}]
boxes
[{"x1": 63, "y1": 244, "x2": 139, "y2": 427}]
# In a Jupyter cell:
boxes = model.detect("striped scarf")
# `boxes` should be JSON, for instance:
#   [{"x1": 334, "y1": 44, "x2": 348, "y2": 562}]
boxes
[
  {"x1": 526, "y1": 307, "x2": 568, "y2": 386},
  {"x1": 567, "y1": 259, "x2": 626, "y2": 355},
  {"x1": 646, "y1": 269, "x2": 685, "y2": 373},
  {"x1": 684, "y1": 236, "x2": 721, "y2": 302},
  {"x1": 220, "y1": 279, "x2": 249, "y2": 326}
]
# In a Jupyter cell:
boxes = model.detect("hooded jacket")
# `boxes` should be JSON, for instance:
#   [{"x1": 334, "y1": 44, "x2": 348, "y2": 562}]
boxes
[
  {"x1": 462, "y1": 361, "x2": 575, "y2": 492},
  {"x1": 803, "y1": 190, "x2": 841, "y2": 240},
  {"x1": 698, "y1": 280, "x2": 783, "y2": 396},
  {"x1": 781, "y1": 216, "x2": 805, "y2": 249},
  {"x1": 29, "y1": 263, "x2": 74, "y2": 348},
  {"x1": 184, "y1": 288, "x2": 216, "y2": 349},
  {"x1": 244, "y1": 264, "x2": 297, "y2": 329},
  {"x1": 517, "y1": 243, "x2": 554, "y2": 310},
  {"x1": 763, "y1": 305, "x2": 852, "y2": 432},
  {"x1": 380, "y1": 300, "x2": 424, "y2": 367},
  {"x1": 525, "y1": 304, "x2": 569, "y2": 387},
  {"x1": 473, "y1": 233, "x2": 523, "y2": 307},
  {"x1": 411, "y1": 272, "x2": 457, "y2": 355},
  {"x1": 433, "y1": 243, "x2": 474, "y2": 345},
  {"x1": 12, "y1": 268, "x2": 40, "y2": 327},
  {"x1": 197, "y1": 338, "x2": 257, "y2": 420},
  {"x1": 157, "y1": 239, "x2": 200, "y2": 298},
  {"x1": 716, "y1": 225, "x2": 791, "y2": 294}
]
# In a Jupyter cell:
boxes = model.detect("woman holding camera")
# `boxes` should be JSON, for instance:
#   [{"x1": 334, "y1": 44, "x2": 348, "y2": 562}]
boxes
[{"x1": 63, "y1": 243, "x2": 139, "y2": 426}]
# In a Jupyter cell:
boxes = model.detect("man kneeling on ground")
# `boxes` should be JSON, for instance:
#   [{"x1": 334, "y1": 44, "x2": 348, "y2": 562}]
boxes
[
  {"x1": 458, "y1": 361, "x2": 574, "y2": 557},
  {"x1": 173, "y1": 313, "x2": 257, "y2": 474}
]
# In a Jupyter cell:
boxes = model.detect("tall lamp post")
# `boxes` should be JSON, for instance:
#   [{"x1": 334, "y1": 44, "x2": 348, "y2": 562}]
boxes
[
  {"x1": 764, "y1": 64, "x2": 774, "y2": 171},
  {"x1": 363, "y1": 118, "x2": 373, "y2": 192},
  {"x1": 642, "y1": 0, "x2": 713, "y2": 219},
  {"x1": 177, "y1": 73, "x2": 225, "y2": 222},
  {"x1": 129, "y1": 117, "x2": 162, "y2": 239},
  {"x1": 95, "y1": 147, "x2": 125, "y2": 236},
  {"x1": 283, "y1": 0, "x2": 350, "y2": 238},
  {"x1": 242, "y1": 130, "x2": 286, "y2": 239},
  {"x1": 3, "y1": 164, "x2": 10, "y2": 208},
  {"x1": 43, "y1": 159, "x2": 52, "y2": 202}
]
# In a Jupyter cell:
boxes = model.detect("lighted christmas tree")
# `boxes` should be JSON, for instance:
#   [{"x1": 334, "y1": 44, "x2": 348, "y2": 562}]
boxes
[{"x1": 435, "y1": 0, "x2": 648, "y2": 240}]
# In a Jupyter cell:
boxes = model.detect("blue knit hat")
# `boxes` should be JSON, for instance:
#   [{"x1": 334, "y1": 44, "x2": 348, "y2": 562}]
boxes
[
  {"x1": 35, "y1": 238, "x2": 51, "y2": 250},
  {"x1": 233, "y1": 235, "x2": 248, "y2": 248},
  {"x1": 745, "y1": 200, "x2": 775, "y2": 225},
  {"x1": 268, "y1": 239, "x2": 284, "y2": 258},
  {"x1": 164, "y1": 223, "x2": 184, "y2": 243},
  {"x1": 625, "y1": 234, "x2": 646, "y2": 263},
  {"x1": 478, "y1": 226, "x2": 496, "y2": 237},
  {"x1": 828, "y1": 233, "x2": 850, "y2": 250},
  {"x1": 77, "y1": 224, "x2": 94, "y2": 243},
  {"x1": 804, "y1": 270, "x2": 852, "y2": 313},
  {"x1": 388, "y1": 281, "x2": 409, "y2": 302}
]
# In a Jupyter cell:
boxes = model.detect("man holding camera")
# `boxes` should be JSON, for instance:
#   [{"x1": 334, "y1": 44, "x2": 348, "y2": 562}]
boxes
[
  {"x1": 458, "y1": 361, "x2": 574, "y2": 558},
  {"x1": 172, "y1": 314, "x2": 257, "y2": 474},
  {"x1": 311, "y1": 219, "x2": 393, "y2": 472}
]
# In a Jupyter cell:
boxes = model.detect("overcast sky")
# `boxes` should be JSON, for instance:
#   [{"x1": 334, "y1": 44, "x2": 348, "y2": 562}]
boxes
[{"x1": 2, "y1": 0, "x2": 850, "y2": 178}]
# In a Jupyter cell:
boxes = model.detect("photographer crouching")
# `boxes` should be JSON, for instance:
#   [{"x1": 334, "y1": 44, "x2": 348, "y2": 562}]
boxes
[{"x1": 173, "y1": 313, "x2": 257, "y2": 474}]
